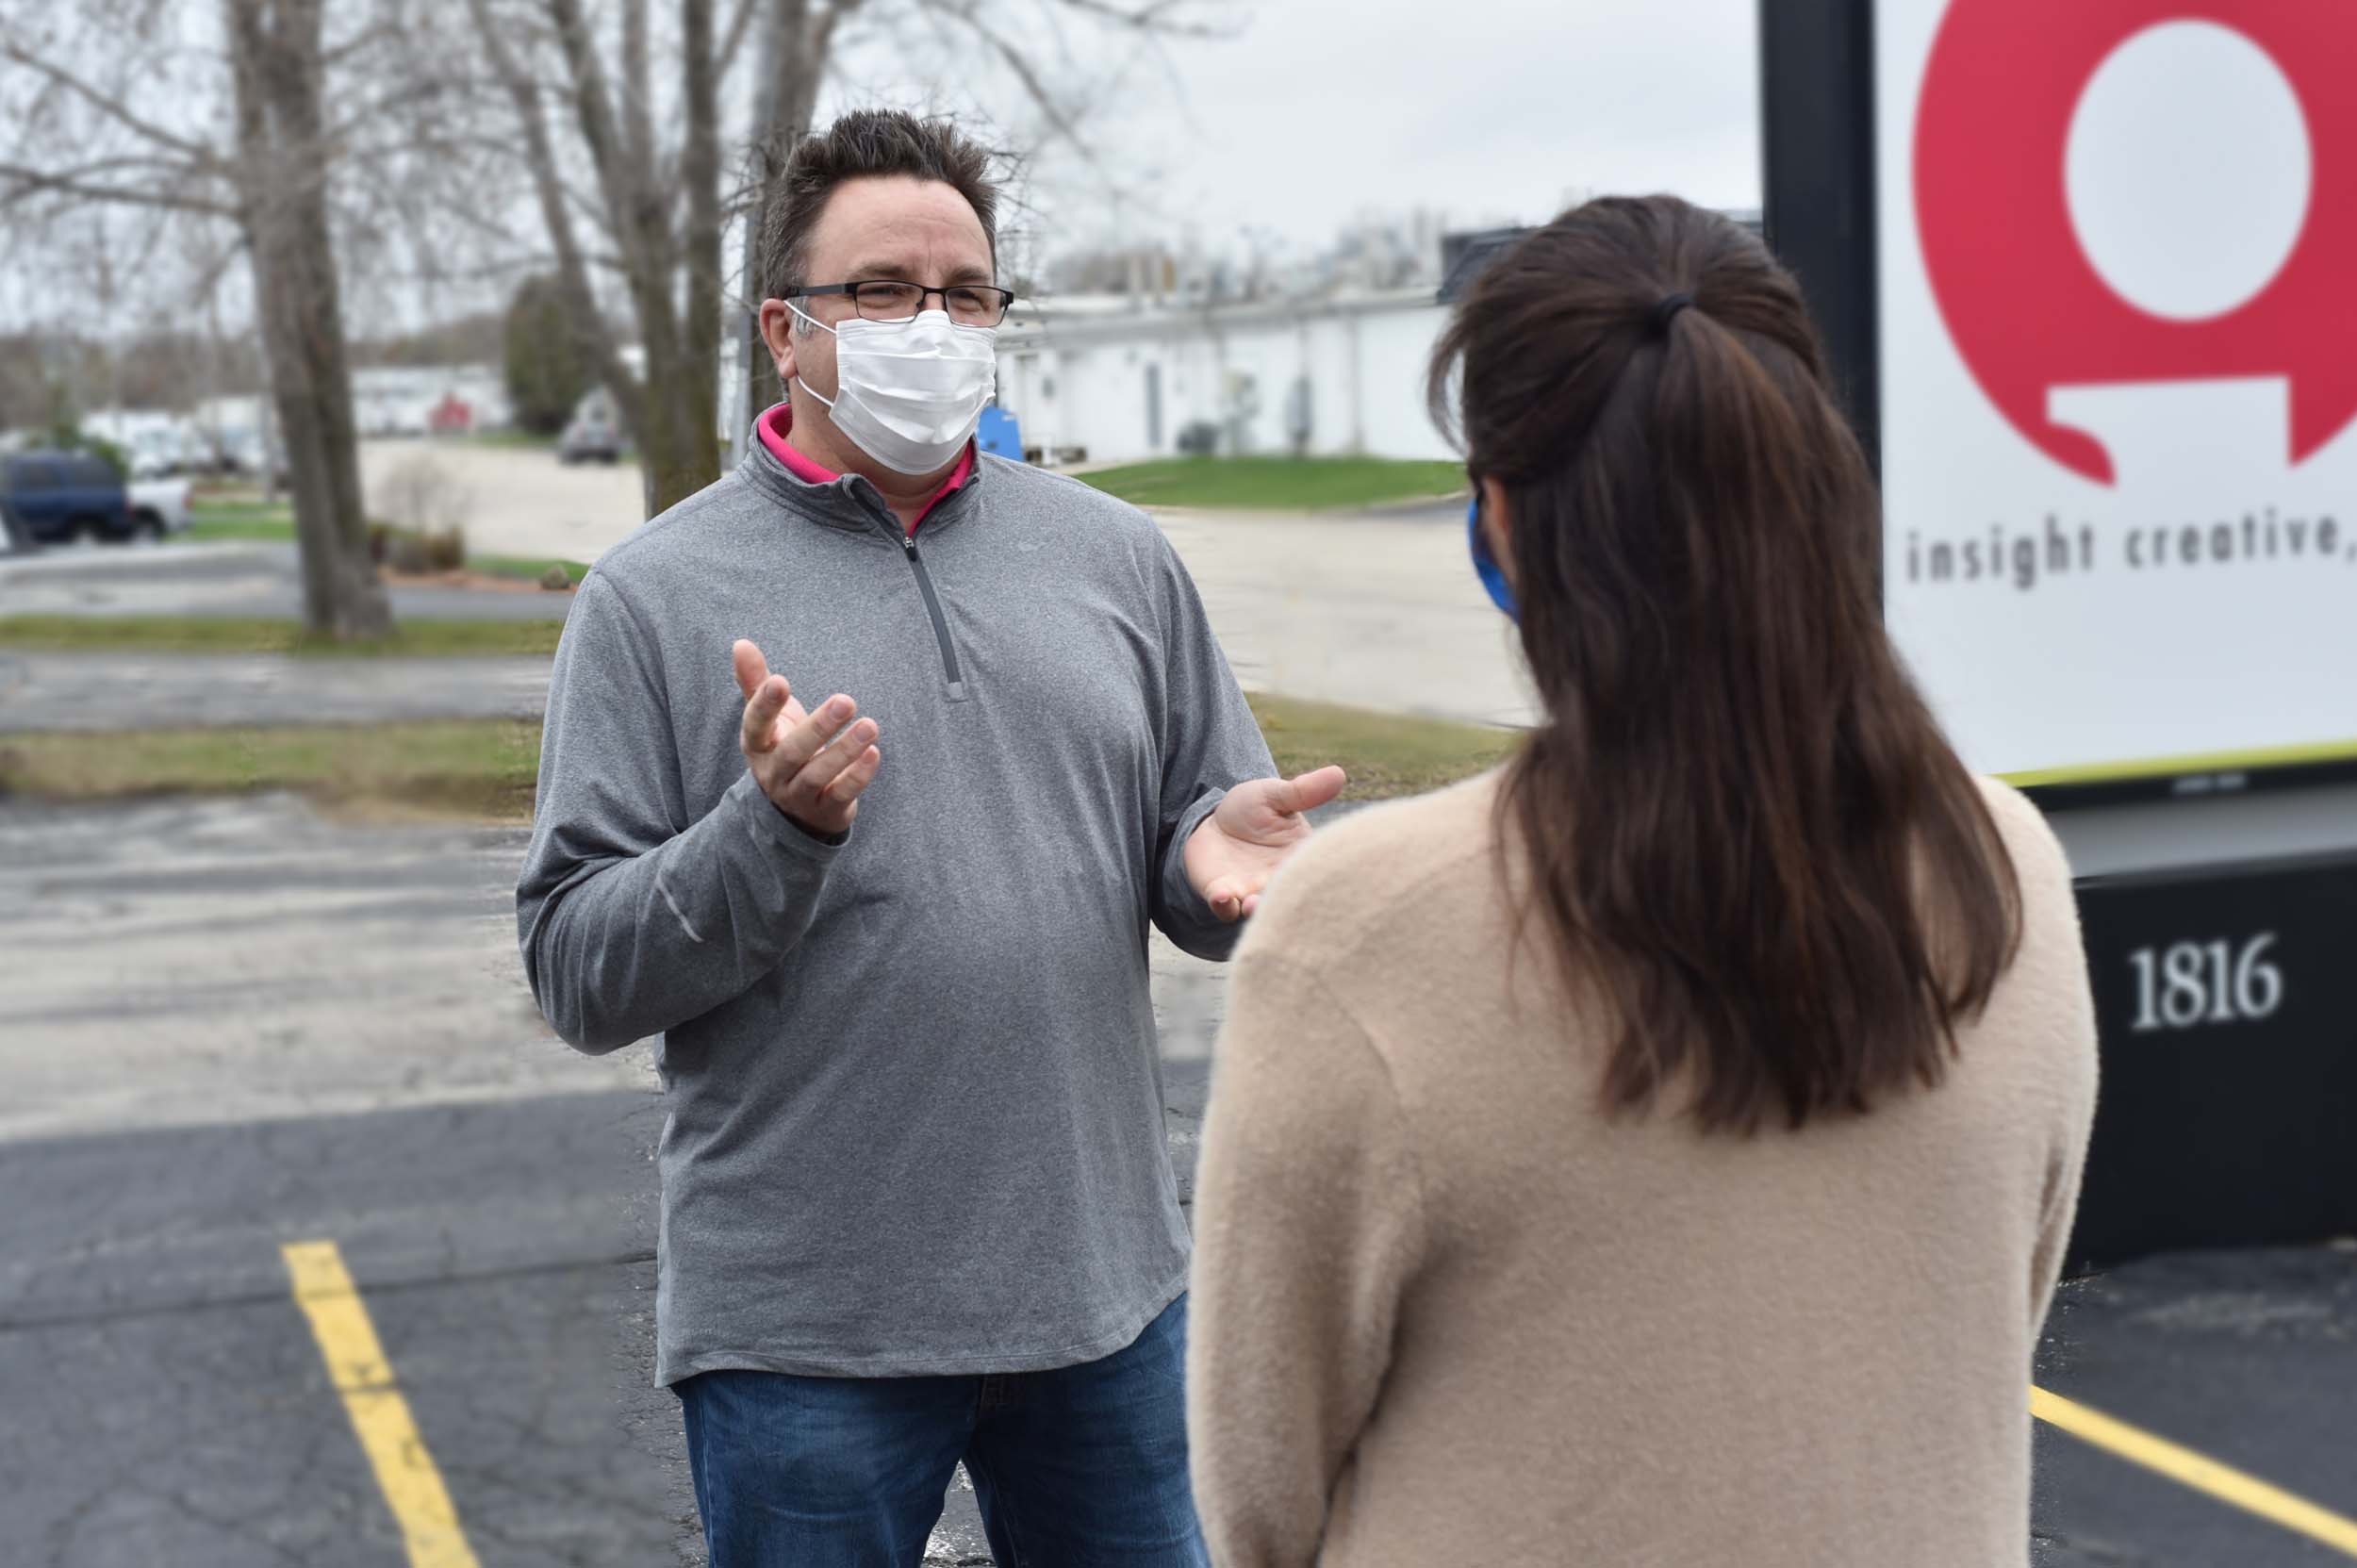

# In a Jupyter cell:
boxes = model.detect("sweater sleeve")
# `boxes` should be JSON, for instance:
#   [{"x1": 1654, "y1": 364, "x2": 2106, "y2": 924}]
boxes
[
  {"x1": 1187, "y1": 948, "x2": 1428, "y2": 1568},
  {"x1": 1970, "y1": 776, "x2": 2101, "y2": 1329},
  {"x1": 515, "y1": 570, "x2": 848, "y2": 1054},
  {"x1": 1148, "y1": 531, "x2": 1278, "y2": 962},
  {"x1": 2017, "y1": 810, "x2": 2101, "y2": 1330},
  {"x1": 2030, "y1": 1106, "x2": 2093, "y2": 1331}
]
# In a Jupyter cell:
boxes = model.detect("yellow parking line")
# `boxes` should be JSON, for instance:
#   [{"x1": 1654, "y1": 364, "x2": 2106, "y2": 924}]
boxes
[
  {"x1": 2033, "y1": 1385, "x2": 2357, "y2": 1558},
  {"x1": 283, "y1": 1241, "x2": 483, "y2": 1568}
]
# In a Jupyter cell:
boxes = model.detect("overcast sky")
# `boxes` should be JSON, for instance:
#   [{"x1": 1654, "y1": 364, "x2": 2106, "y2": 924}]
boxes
[
  {"x1": 832, "y1": 0, "x2": 1763, "y2": 269},
  {"x1": 3, "y1": 0, "x2": 1764, "y2": 337}
]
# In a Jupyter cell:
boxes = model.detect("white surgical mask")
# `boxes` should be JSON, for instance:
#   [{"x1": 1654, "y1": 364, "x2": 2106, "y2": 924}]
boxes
[{"x1": 787, "y1": 303, "x2": 997, "y2": 475}]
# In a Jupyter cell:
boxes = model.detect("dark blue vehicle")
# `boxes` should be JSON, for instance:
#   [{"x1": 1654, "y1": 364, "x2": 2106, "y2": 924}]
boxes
[{"x1": 1, "y1": 451, "x2": 131, "y2": 545}]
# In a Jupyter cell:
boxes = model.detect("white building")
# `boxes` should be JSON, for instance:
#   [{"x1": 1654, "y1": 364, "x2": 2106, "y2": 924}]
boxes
[
  {"x1": 349, "y1": 363, "x2": 514, "y2": 437},
  {"x1": 992, "y1": 286, "x2": 1454, "y2": 467},
  {"x1": 81, "y1": 406, "x2": 210, "y2": 475},
  {"x1": 994, "y1": 211, "x2": 1766, "y2": 469}
]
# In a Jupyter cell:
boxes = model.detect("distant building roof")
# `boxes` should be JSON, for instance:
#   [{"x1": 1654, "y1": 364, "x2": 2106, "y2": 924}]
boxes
[
  {"x1": 995, "y1": 284, "x2": 1439, "y2": 351},
  {"x1": 1436, "y1": 228, "x2": 1531, "y2": 305},
  {"x1": 1435, "y1": 208, "x2": 1769, "y2": 305}
]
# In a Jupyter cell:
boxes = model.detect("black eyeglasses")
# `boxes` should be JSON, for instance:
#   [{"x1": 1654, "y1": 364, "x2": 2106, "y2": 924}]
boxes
[{"x1": 797, "y1": 280, "x2": 1016, "y2": 326}]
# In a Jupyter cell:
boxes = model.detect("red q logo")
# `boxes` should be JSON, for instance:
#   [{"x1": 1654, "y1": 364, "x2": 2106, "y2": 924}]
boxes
[{"x1": 1914, "y1": 0, "x2": 2357, "y2": 485}]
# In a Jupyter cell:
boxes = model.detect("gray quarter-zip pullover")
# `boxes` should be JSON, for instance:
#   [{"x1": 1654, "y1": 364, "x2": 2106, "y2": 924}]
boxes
[{"x1": 517, "y1": 440, "x2": 1275, "y2": 1384}]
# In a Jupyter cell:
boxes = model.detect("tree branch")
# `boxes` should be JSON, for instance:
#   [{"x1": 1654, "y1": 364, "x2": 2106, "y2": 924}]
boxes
[
  {"x1": 682, "y1": 0, "x2": 722, "y2": 384},
  {"x1": 321, "y1": 18, "x2": 398, "y2": 68},
  {"x1": 0, "y1": 160, "x2": 236, "y2": 218},
  {"x1": 462, "y1": 0, "x2": 645, "y2": 431},
  {"x1": 543, "y1": 0, "x2": 684, "y2": 379},
  {"x1": 807, "y1": 0, "x2": 860, "y2": 106},
  {"x1": 0, "y1": 37, "x2": 223, "y2": 165},
  {"x1": 920, "y1": 0, "x2": 1108, "y2": 175},
  {"x1": 542, "y1": 0, "x2": 660, "y2": 262},
  {"x1": 321, "y1": 76, "x2": 477, "y2": 148},
  {"x1": 619, "y1": 0, "x2": 657, "y2": 194},
  {"x1": 1042, "y1": 0, "x2": 1236, "y2": 40},
  {"x1": 717, "y1": 0, "x2": 761, "y2": 76},
  {"x1": 562, "y1": 175, "x2": 619, "y2": 243}
]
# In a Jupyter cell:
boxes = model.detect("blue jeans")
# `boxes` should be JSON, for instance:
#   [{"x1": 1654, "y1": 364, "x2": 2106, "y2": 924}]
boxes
[{"x1": 675, "y1": 1294, "x2": 1209, "y2": 1568}]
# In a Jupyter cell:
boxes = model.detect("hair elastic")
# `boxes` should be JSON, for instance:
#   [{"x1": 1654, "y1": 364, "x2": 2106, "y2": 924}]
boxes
[{"x1": 1648, "y1": 291, "x2": 1695, "y2": 337}]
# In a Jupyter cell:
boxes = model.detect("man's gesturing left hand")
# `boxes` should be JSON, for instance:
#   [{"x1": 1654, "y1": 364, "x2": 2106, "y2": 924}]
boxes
[{"x1": 1183, "y1": 765, "x2": 1349, "y2": 923}]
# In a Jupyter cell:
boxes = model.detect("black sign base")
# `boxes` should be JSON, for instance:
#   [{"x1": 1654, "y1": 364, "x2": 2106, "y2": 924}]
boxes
[{"x1": 2067, "y1": 852, "x2": 2357, "y2": 1269}]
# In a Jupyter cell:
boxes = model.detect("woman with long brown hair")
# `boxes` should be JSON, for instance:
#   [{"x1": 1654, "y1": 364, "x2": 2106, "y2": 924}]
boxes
[{"x1": 1184, "y1": 195, "x2": 2099, "y2": 1567}]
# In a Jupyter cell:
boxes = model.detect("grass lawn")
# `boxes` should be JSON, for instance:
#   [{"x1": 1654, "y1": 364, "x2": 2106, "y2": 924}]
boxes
[
  {"x1": 1248, "y1": 692, "x2": 1518, "y2": 799},
  {"x1": 181, "y1": 500, "x2": 588, "y2": 585},
  {"x1": 0, "y1": 719, "x2": 543, "y2": 823},
  {"x1": 470, "y1": 554, "x2": 592, "y2": 586},
  {"x1": 0, "y1": 615, "x2": 565, "y2": 657},
  {"x1": 187, "y1": 498, "x2": 296, "y2": 542},
  {"x1": 0, "y1": 693, "x2": 1515, "y2": 824},
  {"x1": 1077, "y1": 456, "x2": 1466, "y2": 511}
]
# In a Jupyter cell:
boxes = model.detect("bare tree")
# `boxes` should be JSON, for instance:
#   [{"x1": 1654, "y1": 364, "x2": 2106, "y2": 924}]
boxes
[
  {"x1": 225, "y1": 0, "x2": 391, "y2": 637},
  {"x1": 456, "y1": 0, "x2": 1233, "y2": 520},
  {"x1": 459, "y1": 0, "x2": 717, "y2": 515},
  {"x1": 726, "y1": 0, "x2": 855, "y2": 469},
  {"x1": 1047, "y1": 239, "x2": 1181, "y2": 296},
  {"x1": 0, "y1": 1, "x2": 413, "y2": 636}
]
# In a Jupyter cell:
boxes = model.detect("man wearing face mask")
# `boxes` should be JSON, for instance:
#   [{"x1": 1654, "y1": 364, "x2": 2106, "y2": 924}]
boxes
[{"x1": 517, "y1": 109, "x2": 1344, "y2": 1565}]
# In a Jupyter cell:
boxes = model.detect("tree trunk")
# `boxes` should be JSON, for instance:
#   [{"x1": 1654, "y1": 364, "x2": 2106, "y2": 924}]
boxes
[
  {"x1": 681, "y1": 0, "x2": 723, "y2": 479},
  {"x1": 470, "y1": 0, "x2": 849, "y2": 517},
  {"x1": 249, "y1": 313, "x2": 284, "y2": 504},
  {"x1": 539, "y1": 0, "x2": 716, "y2": 517},
  {"x1": 226, "y1": 0, "x2": 391, "y2": 640},
  {"x1": 464, "y1": 0, "x2": 647, "y2": 488},
  {"x1": 634, "y1": 329, "x2": 717, "y2": 516},
  {"x1": 733, "y1": 0, "x2": 828, "y2": 463}
]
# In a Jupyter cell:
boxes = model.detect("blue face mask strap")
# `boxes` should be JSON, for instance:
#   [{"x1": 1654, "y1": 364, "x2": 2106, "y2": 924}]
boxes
[{"x1": 1468, "y1": 493, "x2": 1520, "y2": 622}]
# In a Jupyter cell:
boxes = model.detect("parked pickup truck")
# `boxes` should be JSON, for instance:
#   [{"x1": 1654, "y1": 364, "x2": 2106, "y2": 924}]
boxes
[{"x1": 128, "y1": 478, "x2": 193, "y2": 539}]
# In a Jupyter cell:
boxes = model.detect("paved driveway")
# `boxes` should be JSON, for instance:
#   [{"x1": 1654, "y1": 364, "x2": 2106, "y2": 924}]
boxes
[
  {"x1": 0, "y1": 794, "x2": 1232, "y2": 1566},
  {"x1": 8, "y1": 468, "x2": 1538, "y2": 734},
  {"x1": 362, "y1": 435, "x2": 1538, "y2": 727},
  {"x1": 5, "y1": 794, "x2": 2351, "y2": 1565},
  {"x1": 0, "y1": 538, "x2": 577, "y2": 623},
  {"x1": 0, "y1": 651, "x2": 554, "y2": 734},
  {"x1": 359, "y1": 438, "x2": 643, "y2": 569}
]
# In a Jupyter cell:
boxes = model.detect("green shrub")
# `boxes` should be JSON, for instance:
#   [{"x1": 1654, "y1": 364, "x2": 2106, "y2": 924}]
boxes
[
  {"x1": 503, "y1": 273, "x2": 597, "y2": 437},
  {"x1": 47, "y1": 421, "x2": 130, "y2": 480}
]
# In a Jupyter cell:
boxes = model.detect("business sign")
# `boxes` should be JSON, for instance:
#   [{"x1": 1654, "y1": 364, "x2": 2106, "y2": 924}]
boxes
[
  {"x1": 1877, "y1": 0, "x2": 2357, "y2": 785},
  {"x1": 2067, "y1": 851, "x2": 2357, "y2": 1266}
]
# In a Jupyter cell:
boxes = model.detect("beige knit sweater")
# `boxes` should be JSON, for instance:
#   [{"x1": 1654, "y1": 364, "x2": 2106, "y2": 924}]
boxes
[{"x1": 1187, "y1": 767, "x2": 2098, "y2": 1568}]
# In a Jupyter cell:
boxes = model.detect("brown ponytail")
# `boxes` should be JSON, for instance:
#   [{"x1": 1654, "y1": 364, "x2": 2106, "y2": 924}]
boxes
[{"x1": 1428, "y1": 194, "x2": 2021, "y2": 1132}]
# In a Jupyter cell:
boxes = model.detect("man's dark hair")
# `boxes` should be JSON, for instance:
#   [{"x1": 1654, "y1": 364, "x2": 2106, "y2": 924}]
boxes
[{"x1": 759, "y1": 110, "x2": 999, "y2": 305}]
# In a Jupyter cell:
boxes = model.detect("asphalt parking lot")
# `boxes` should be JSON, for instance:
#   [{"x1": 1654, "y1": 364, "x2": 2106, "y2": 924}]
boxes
[{"x1": 2, "y1": 799, "x2": 2350, "y2": 1567}]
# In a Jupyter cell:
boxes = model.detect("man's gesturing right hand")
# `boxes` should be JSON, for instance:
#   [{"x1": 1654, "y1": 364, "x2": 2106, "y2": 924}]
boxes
[{"x1": 733, "y1": 639, "x2": 881, "y2": 838}]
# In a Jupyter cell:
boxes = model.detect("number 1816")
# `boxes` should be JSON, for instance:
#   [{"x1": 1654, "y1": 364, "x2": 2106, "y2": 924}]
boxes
[{"x1": 2127, "y1": 933, "x2": 2283, "y2": 1032}]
